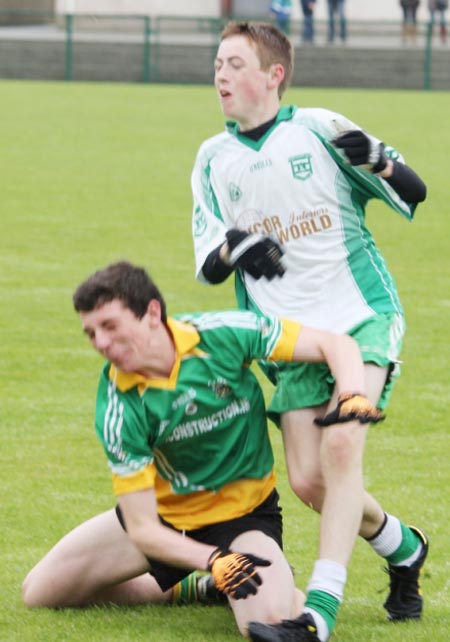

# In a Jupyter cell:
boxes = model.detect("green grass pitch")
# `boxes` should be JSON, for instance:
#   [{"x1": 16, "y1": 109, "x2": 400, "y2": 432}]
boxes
[{"x1": 1, "y1": 79, "x2": 449, "y2": 642}]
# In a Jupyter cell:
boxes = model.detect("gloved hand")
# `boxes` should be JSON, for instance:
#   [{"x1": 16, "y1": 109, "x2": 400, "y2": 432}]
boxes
[
  {"x1": 333, "y1": 130, "x2": 388, "y2": 174},
  {"x1": 314, "y1": 392, "x2": 385, "y2": 427},
  {"x1": 225, "y1": 228, "x2": 285, "y2": 280},
  {"x1": 207, "y1": 547, "x2": 271, "y2": 599}
]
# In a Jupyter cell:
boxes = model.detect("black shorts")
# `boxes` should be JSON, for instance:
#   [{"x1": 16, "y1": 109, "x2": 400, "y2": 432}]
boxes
[{"x1": 115, "y1": 488, "x2": 283, "y2": 592}]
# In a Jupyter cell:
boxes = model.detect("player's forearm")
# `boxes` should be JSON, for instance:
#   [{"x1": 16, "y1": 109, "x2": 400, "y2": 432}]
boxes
[
  {"x1": 292, "y1": 327, "x2": 366, "y2": 395},
  {"x1": 128, "y1": 520, "x2": 214, "y2": 571},
  {"x1": 119, "y1": 490, "x2": 215, "y2": 570},
  {"x1": 333, "y1": 130, "x2": 427, "y2": 203},
  {"x1": 381, "y1": 160, "x2": 427, "y2": 203},
  {"x1": 201, "y1": 244, "x2": 234, "y2": 284},
  {"x1": 324, "y1": 334, "x2": 367, "y2": 396}
]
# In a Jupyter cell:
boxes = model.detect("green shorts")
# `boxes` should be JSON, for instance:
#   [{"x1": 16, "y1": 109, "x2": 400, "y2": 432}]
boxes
[{"x1": 263, "y1": 313, "x2": 405, "y2": 426}]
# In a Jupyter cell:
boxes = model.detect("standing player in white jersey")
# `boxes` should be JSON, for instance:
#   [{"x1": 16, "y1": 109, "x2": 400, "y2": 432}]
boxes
[{"x1": 191, "y1": 21, "x2": 428, "y2": 642}]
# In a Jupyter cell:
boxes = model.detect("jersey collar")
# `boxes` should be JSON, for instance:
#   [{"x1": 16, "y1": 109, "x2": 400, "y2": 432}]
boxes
[{"x1": 225, "y1": 105, "x2": 297, "y2": 148}]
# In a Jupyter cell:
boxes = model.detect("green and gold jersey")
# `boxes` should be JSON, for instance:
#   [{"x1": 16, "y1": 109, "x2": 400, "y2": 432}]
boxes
[{"x1": 95, "y1": 310, "x2": 300, "y2": 529}]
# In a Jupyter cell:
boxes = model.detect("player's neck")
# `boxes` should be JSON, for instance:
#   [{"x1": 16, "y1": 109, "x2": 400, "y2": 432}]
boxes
[
  {"x1": 238, "y1": 98, "x2": 279, "y2": 132},
  {"x1": 239, "y1": 114, "x2": 278, "y2": 141},
  {"x1": 136, "y1": 326, "x2": 176, "y2": 380}
]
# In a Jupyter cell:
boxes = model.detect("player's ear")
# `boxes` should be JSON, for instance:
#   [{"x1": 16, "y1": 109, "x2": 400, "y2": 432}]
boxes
[
  {"x1": 146, "y1": 299, "x2": 162, "y2": 326},
  {"x1": 268, "y1": 63, "x2": 285, "y2": 91}
]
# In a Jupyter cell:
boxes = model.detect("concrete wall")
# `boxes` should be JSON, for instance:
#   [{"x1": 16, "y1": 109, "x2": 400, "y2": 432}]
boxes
[
  {"x1": 0, "y1": 0, "x2": 54, "y2": 24},
  {"x1": 1, "y1": 35, "x2": 449, "y2": 90},
  {"x1": 0, "y1": 0, "x2": 53, "y2": 7}
]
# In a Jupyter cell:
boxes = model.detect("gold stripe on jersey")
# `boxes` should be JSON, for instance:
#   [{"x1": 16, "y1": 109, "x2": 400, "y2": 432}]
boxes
[
  {"x1": 270, "y1": 318, "x2": 302, "y2": 362},
  {"x1": 155, "y1": 469, "x2": 276, "y2": 530},
  {"x1": 113, "y1": 465, "x2": 276, "y2": 531},
  {"x1": 112, "y1": 463, "x2": 156, "y2": 495}
]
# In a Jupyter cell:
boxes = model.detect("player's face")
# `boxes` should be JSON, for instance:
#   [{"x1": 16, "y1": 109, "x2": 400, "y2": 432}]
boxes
[
  {"x1": 80, "y1": 299, "x2": 155, "y2": 373},
  {"x1": 214, "y1": 35, "x2": 273, "y2": 130}
]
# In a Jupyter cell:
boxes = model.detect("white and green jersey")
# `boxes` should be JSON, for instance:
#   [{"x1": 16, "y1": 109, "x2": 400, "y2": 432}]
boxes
[
  {"x1": 192, "y1": 105, "x2": 416, "y2": 333},
  {"x1": 95, "y1": 311, "x2": 300, "y2": 529}
]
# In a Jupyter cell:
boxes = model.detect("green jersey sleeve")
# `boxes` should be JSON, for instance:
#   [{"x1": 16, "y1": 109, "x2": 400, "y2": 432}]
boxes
[{"x1": 177, "y1": 310, "x2": 296, "y2": 365}]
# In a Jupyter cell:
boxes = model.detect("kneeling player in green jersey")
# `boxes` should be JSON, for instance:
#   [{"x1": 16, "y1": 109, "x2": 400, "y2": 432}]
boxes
[
  {"x1": 22, "y1": 260, "x2": 382, "y2": 639},
  {"x1": 191, "y1": 20, "x2": 428, "y2": 642}
]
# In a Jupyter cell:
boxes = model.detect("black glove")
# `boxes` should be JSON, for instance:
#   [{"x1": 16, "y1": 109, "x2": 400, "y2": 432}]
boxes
[
  {"x1": 333, "y1": 130, "x2": 388, "y2": 174},
  {"x1": 225, "y1": 228, "x2": 285, "y2": 280},
  {"x1": 314, "y1": 392, "x2": 385, "y2": 427},
  {"x1": 207, "y1": 547, "x2": 271, "y2": 600}
]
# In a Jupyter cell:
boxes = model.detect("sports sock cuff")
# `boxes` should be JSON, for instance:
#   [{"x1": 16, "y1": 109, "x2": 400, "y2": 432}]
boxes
[
  {"x1": 365, "y1": 512, "x2": 388, "y2": 541},
  {"x1": 172, "y1": 573, "x2": 197, "y2": 605},
  {"x1": 172, "y1": 581, "x2": 182, "y2": 604},
  {"x1": 367, "y1": 513, "x2": 402, "y2": 558},
  {"x1": 306, "y1": 559, "x2": 347, "y2": 602}
]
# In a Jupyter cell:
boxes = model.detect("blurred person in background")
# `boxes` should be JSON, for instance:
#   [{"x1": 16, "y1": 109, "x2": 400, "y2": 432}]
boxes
[
  {"x1": 428, "y1": 0, "x2": 448, "y2": 42},
  {"x1": 300, "y1": 0, "x2": 317, "y2": 43},
  {"x1": 270, "y1": 0, "x2": 293, "y2": 34},
  {"x1": 327, "y1": 0, "x2": 347, "y2": 43},
  {"x1": 400, "y1": 0, "x2": 421, "y2": 43}
]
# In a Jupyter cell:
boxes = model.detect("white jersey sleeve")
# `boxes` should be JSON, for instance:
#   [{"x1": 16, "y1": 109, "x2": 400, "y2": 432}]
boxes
[
  {"x1": 191, "y1": 132, "x2": 232, "y2": 283},
  {"x1": 298, "y1": 107, "x2": 414, "y2": 219}
]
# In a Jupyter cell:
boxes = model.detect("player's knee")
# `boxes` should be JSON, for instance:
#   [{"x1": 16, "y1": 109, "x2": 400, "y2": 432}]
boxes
[
  {"x1": 288, "y1": 472, "x2": 324, "y2": 510},
  {"x1": 22, "y1": 572, "x2": 40, "y2": 608},
  {"x1": 322, "y1": 426, "x2": 360, "y2": 472},
  {"x1": 22, "y1": 569, "x2": 55, "y2": 608}
]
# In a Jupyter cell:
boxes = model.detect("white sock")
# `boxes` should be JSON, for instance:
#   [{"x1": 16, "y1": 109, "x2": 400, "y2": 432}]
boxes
[
  {"x1": 304, "y1": 560, "x2": 347, "y2": 642},
  {"x1": 306, "y1": 559, "x2": 347, "y2": 601},
  {"x1": 367, "y1": 513, "x2": 402, "y2": 558},
  {"x1": 303, "y1": 608, "x2": 329, "y2": 642}
]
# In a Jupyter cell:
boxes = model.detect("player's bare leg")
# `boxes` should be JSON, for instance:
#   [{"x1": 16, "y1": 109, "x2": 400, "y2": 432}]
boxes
[
  {"x1": 22, "y1": 509, "x2": 169, "y2": 607},
  {"x1": 228, "y1": 530, "x2": 304, "y2": 636},
  {"x1": 274, "y1": 363, "x2": 427, "y2": 640},
  {"x1": 281, "y1": 364, "x2": 390, "y2": 536}
]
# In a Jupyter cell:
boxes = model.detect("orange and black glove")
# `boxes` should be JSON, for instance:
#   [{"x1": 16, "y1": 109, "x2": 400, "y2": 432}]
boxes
[
  {"x1": 314, "y1": 392, "x2": 385, "y2": 427},
  {"x1": 207, "y1": 548, "x2": 271, "y2": 599}
]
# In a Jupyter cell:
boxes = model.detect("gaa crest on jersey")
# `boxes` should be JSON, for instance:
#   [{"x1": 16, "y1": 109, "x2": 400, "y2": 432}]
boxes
[
  {"x1": 229, "y1": 183, "x2": 242, "y2": 202},
  {"x1": 209, "y1": 377, "x2": 232, "y2": 399},
  {"x1": 289, "y1": 154, "x2": 313, "y2": 181}
]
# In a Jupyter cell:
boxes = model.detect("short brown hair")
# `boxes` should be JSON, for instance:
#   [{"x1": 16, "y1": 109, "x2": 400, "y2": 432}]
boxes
[
  {"x1": 73, "y1": 260, "x2": 167, "y2": 321},
  {"x1": 220, "y1": 21, "x2": 293, "y2": 97}
]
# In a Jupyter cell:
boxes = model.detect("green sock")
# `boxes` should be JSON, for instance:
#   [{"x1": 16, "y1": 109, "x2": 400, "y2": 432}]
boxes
[
  {"x1": 172, "y1": 572, "x2": 198, "y2": 605},
  {"x1": 305, "y1": 589, "x2": 340, "y2": 636},
  {"x1": 386, "y1": 523, "x2": 422, "y2": 565}
]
